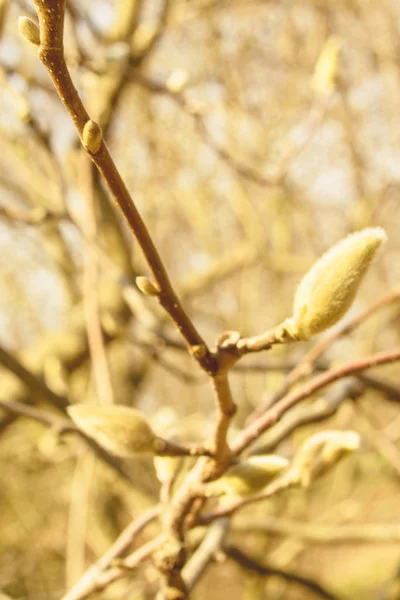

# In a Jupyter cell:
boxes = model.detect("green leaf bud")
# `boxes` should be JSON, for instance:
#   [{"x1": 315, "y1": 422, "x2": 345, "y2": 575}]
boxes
[
  {"x1": 210, "y1": 454, "x2": 288, "y2": 496},
  {"x1": 68, "y1": 404, "x2": 157, "y2": 457},
  {"x1": 284, "y1": 227, "x2": 386, "y2": 340},
  {"x1": 18, "y1": 16, "x2": 40, "y2": 46},
  {"x1": 291, "y1": 430, "x2": 360, "y2": 487}
]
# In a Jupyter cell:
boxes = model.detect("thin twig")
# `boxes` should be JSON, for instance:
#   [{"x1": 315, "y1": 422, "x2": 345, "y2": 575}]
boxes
[
  {"x1": 61, "y1": 506, "x2": 161, "y2": 600},
  {"x1": 183, "y1": 519, "x2": 230, "y2": 591},
  {"x1": 0, "y1": 344, "x2": 68, "y2": 412},
  {"x1": 80, "y1": 152, "x2": 115, "y2": 406},
  {"x1": 0, "y1": 398, "x2": 132, "y2": 481},
  {"x1": 0, "y1": 398, "x2": 73, "y2": 431},
  {"x1": 211, "y1": 373, "x2": 237, "y2": 462},
  {"x1": 224, "y1": 545, "x2": 342, "y2": 600},
  {"x1": 251, "y1": 378, "x2": 364, "y2": 456},
  {"x1": 32, "y1": 0, "x2": 216, "y2": 374},
  {"x1": 232, "y1": 348, "x2": 400, "y2": 455}
]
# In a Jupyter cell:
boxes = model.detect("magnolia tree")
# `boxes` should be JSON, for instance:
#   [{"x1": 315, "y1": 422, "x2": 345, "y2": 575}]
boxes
[{"x1": 2, "y1": 1, "x2": 400, "y2": 599}]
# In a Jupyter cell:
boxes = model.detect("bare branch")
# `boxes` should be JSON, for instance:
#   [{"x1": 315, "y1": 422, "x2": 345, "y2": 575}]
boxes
[
  {"x1": 61, "y1": 507, "x2": 161, "y2": 600},
  {"x1": 224, "y1": 545, "x2": 342, "y2": 600},
  {"x1": 233, "y1": 348, "x2": 400, "y2": 455},
  {"x1": 31, "y1": 0, "x2": 216, "y2": 374},
  {"x1": 0, "y1": 344, "x2": 68, "y2": 412},
  {"x1": 183, "y1": 519, "x2": 229, "y2": 591}
]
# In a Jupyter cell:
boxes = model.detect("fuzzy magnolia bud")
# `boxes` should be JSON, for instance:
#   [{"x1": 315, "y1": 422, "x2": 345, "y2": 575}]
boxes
[
  {"x1": 18, "y1": 16, "x2": 40, "y2": 46},
  {"x1": 283, "y1": 227, "x2": 386, "y2": 341},
  {"x1": 82, "y1": 120, "x2": 103, "y2": 154},
  {"x1": 68, "y1": 404, "x2": 157, "y2": 457},
  {"x1": 136, "y1": 275, "x2": 159, "y2": 296},
  {"x1": 291, "y1": 430, "x2": 360, "y2": 487},
  {"x1": 210, "y1": 455, "x2": 288, "y2": 496}
]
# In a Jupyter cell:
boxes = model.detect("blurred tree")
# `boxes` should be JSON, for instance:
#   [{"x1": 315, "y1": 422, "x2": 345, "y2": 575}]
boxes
[{"x1": 0, "y1": 1, "x2": 400, "y2": 599}]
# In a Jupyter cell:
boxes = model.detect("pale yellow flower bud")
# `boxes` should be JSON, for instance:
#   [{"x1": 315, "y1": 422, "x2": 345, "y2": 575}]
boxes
[
  {"x1": 210, "y1": 455, "x2": 288, "y2": 496},
  {"x1": 18, "y1": 16, "x2": 40, "y2": 46},
  {"x1": 153, "y1": 456, "x2": 181, "y2": 484},
  {"x1": 166, "y1": 69, "x2": 189, "y2": 94},
  {"x1": 312, "y1": 36, "x2": 343, "y2": 96},
  {"x1": 284, "y1": 227, "x2": 386, "y2": 340},
  {"x1": 82, "y1": 120, "x2": 103, "y2": 154},
  {"x1": 291, "y1": 430, "x2": 360, "y2": 487},
  {"x1": 68, "y1": 404, "x2": 157, "y2": 457},
  {"x1": 136, "y1": 275, "x2": 159, "y2": 296},
  {"x1": 132, "y1": 23, "x2": 158, "y2": 53}
]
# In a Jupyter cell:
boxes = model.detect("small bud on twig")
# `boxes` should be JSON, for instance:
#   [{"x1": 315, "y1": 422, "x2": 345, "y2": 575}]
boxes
[
  {"x1": 136, "y1": 275, "x2": 159, "y2": 296},
  {"x1": 82, "y1": 120, "x2": 103, "y2": 154},
  {"x1": 283, "y1": 227, "x2": 386, "y2": 340},
  {"x1": 68, "y1": 404, "x2": 157, "y2": 457},
  {"x1": 18, "y1": 16, "x2": 40, "y2": 46},
  {"x1": 190, "y1": 344, "x2": 207, "y2": 359},
  {"x1": 290, "y1": 430, "x2": 361, "y2": 487}
]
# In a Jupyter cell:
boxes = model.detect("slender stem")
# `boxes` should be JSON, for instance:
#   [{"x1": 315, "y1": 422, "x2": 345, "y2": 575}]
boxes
[
  {"x1": 183, "y1": 519, "x2": 229, "y2": 591},
  {"x1": 0, "y1": 398, "x2": 73, "y2": 431},
  {"x1": 0, "y1": 398, "x2": 131, "y2": 481},
  {"x1": 236, "y1": 324, "x2": 289, "y2": 354},
  {"x1": 252, "y1": 378, "x2": 364, "y2": 455},
  {"x1": 211, "y1": 373, "x2": 236, "y2": 462},
  {"x1": 80, "y1": 153, "x2": 115, "y2": 405}
]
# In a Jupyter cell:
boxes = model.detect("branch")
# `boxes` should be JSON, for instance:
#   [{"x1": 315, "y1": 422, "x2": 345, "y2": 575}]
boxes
[
  {"x1": 0, "y1": 398, "x2": 73, "y2": 431},
  {"x1": 0, "y1": 344, "x2": 68, "y2": 412},
  {"x1": 182, "y1": 519, "x2": 229, "y2": 591},
  {"x1": 0, "y1": 398, "x2": 132, "y2": 481},
  {"x1": 211, "y1": 373, "x2": 237, "y2": 462},
  {"x1": 232, "y1": 348, "x2": 400, "y2": 455},
  {"x1": 61, "y1": 506, "x2": 161, "y2": 600},
  {"x1": 80, "y1": 152, "x2": 115, "y2": 406},
  {"x1": 224, "y1": 545, "x2": 342, "y2": 600},
  {"x1": 31, "y1": 0, "x2": 216, "y2": 374},
  {"x1": 252, "y1": 378, "x2": 364, "y2": 455}
]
